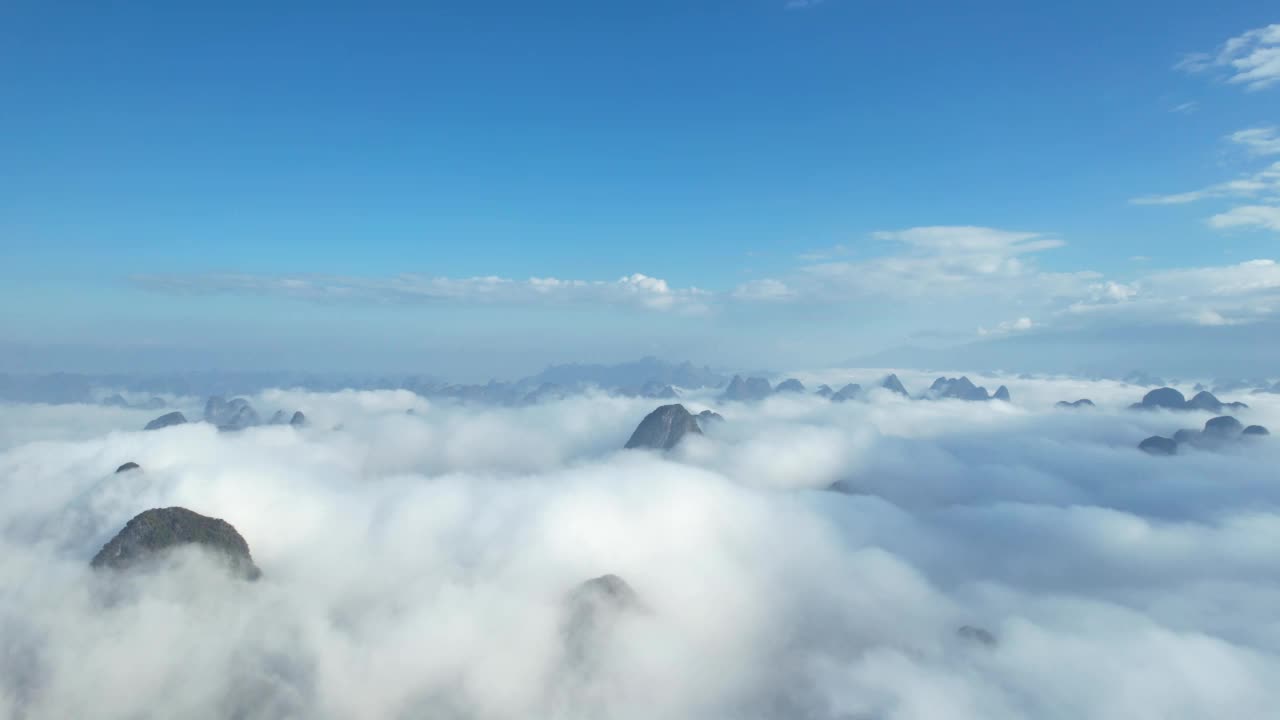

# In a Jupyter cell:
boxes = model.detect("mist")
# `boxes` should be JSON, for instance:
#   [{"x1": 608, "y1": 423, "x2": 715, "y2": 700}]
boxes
[{"x1": 2, "y1": 371, "x2": 1279, "y2": 719}]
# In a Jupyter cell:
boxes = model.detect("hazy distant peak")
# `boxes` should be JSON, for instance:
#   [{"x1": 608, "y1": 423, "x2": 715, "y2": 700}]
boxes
[
  {"x1": 928, "y1": 376, "x2": 998, "y2": 401},
  {"x1": 205, "y1": 396, "x2": 260, "y2": 431},
  {"x1": 775, "y1": 378, "x2": 806, "y2": 393},
  {"x1": 143, "y1": 411, "x2": 187, "y2": 431},
  {"x1": 880, "y1": 374, "x2": 909, "y2": 396},
  {"x1": 1129, "y1": 387, "x2": 1248, "y2": 412},
  {"x1": 720, "y1": 376, "x2": 773, "y2": 402}
]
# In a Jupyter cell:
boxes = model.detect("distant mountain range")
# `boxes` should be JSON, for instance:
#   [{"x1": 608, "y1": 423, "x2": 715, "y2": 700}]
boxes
[
  {"x1": 0, "y1": 371, "x2": 449, "y2": 404},
  {"x1": 4, "y1": 356, "x2": 1276, "y2": 407},
  {"x1": 0, "y1": 357, "x2": 730, "y2": 406}
]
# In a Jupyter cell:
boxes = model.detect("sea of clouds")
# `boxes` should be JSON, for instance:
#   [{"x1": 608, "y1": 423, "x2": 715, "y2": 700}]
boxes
[{"x1": 2, "y1": 370, "x2": 1279, "y2": 719}]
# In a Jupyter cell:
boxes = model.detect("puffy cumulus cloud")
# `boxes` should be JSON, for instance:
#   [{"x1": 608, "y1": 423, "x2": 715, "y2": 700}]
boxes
[
  {"x1": 609, "y1": 273, "x2": 703, "y2": 312},
  {"x1": 3, "y1": 375, "x2": 1280, "y2": 718},
  {"x1": 131, "y1": 272, "x2": 711, "y2": 314},
  {"x1": 1178, "y1": 23, "x2": 1280, "y2": 91}
]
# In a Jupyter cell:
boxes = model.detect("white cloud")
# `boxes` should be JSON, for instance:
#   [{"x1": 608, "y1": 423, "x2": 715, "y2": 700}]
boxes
[
  {"x1": 126, "y1": 224, "x2": 1278, "y2": 348},
  {"x1": 1170, "y1": 101, "x2": 1199, "y2": 114},
  {"x1": 1131, "y1": 160, "x2": 1280, "y2": 206},
  {"x1": 1061, "y1": 259, "x2": 1280, "y2": 329},
  {"x1": 1178, "y1": 23, "x2": 1280, "y2": 91},
  {"x1": 870, "y1": 226, "x2": 1064, "y2": 254},
  {"x1": 133, "y1": 272, "x2": 711, "y2": 314},
  {"x1": 612, "y1": 273, "x2": 694, "y2": 311},
  {"x1": 731, "y1": 278, "x2": 794, "y2": 302},
  {"x1": 1129, "y1": 123, "x2": 1280, "y2": 249},
  {"x1": 1096, "y1": 281, "x2": 1138, "y2": 302},
  {"x1": 799, "y1": 226, "x2": 1068, "y2": 299},
  {"x1": 1230, "y1": 127, "x2": 1280, "y2": 156},
  {"x1": 978, "y1": 317, "x2": 1034, "y2": 337},
  {"x1": 1209, "y1": 205, "x2": 1280, "y2": 232},
  {"x1": 774, "y1": 228, "x2": 1280, "y2": 338},
  {"x1": 1128, "y1": 119, "x2": 1280, "y2": 253},
  {"x1": 1147, "y1": 258, "x2": 1280, "y2": 296},
  {"x1": 1192, "y1": 308, "x2": 1236, "y2": 326}
]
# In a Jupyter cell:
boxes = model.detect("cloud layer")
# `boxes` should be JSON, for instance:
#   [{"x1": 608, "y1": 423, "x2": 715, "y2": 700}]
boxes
[
  {"x1": 2, "y1": 373, "x2": 1280, "y2": 718},
  {"x1": 131, "y1": 272, "x2": 711, "y2": 314}
]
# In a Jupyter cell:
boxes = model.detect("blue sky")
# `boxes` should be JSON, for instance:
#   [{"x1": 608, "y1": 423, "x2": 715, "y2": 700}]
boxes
[{"x1": 2, "y1": 1, "x2": 1278, "y2": 379}]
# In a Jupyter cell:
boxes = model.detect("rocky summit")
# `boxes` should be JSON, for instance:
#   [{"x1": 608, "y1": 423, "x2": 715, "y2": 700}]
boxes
[
  {"x1": 696, "y1": 409, "x2": 725, "y2": 428},
  {"x1": 624, "y1": 404, "x2": 703, "y2": 450},
  {"x1": 1186, "y1": 390, "x2": 1248, "y2": 413},
  {"x1": 880, "y1": 374, "x2": 909, "y2": 396},
  {"x1": 1130, "y1": 387, "x2": 1187, "y2": 410},
  {"x1": 270, "y1": 409, "x2": 309, "y2": 426},
  {"x1": 774, "y1": 378, "x2": 806, "y2": 393},
  {"x1": 568, "y1": 574, "x2": 640, "y2": 614},
  {"x1": 1129, "y1": 387, "x2": 1248, "y2": 412},
  {"x1": 1146, "y1": 415, "x2": 1269, "y2": 453},
  {"x1": 91, "y1": 507, "x2": 261, "y2": 580},
  {"x1": 1203, "y1": 415, "x2": 1245, "y2": 437},
  {"x1": 205, "y1": 396, "x2": 261, "y2": 431},
  {"x1": 143, "y1": 411, "x2": 187, "y2": 431},
  {"x1": 1056, "y1": 399, "x2": 1095, "y2": 408},
  {"x1": 1173, "y1": 429, "x2": 1200, "y2": 444},
  {"x1": 564, "y1": 574, "x2": 642, "y2": 663},
  {"x1": 929, "y1": 376, "x2": 997, "y2": 401},
  {"x1": 1139, "y1": 436, "x2": 1178, "y2": 456},
  {"x1": 115, "y1": 462, "x2": 141, "y2": 473},
  {"x1": 957, "y1": 625, "x2": 997, "y2": 648},
  {"x1": 832, "y1": 383, "x2": 862, "y2": 402},
  {"x1": 566, "y1": 575, "x2": 641, "y2": 631}
]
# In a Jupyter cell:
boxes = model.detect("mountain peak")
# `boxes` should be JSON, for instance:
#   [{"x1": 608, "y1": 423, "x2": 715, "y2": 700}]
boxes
[
  {"x1": 624, "y1": 404, "x2": 703, "y2": 450},
  {"x1": 91, "y1": 507, "x2": 261, "y2": 580}
]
